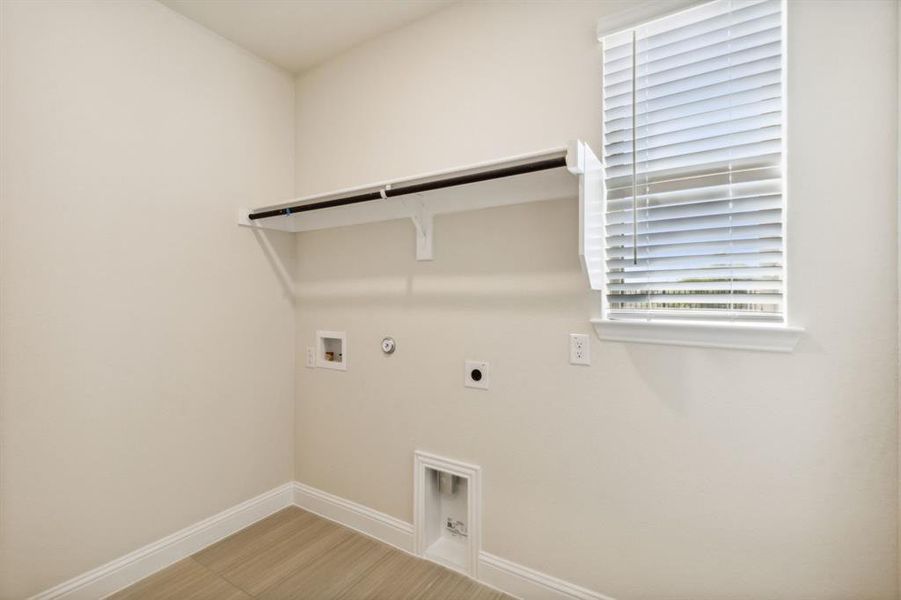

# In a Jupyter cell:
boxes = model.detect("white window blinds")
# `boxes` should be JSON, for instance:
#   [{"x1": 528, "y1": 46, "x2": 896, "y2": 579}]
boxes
[{"x1": 601, "y1": 0, "x2": 784, "y2": 322}]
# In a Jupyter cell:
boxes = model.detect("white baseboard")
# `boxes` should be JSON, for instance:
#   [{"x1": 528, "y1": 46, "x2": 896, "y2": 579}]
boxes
[
  {"x1": 29, "y1": 483, "x2": 294, "y2": 600},
  {"x1": 479, "y1": 552, "x2": 615, "y2": 600},
  {"x1": 291, "y1": 481, "x2": 414, "y2": 553},
  {"x1": 291, "y1": 481, "x2": 613, "y2": 600},
  {"x1": 30, "y1": 480, "x2": 613, "y2": 600}
]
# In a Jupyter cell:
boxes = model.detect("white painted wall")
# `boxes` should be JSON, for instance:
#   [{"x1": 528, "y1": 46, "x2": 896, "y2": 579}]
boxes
[
  {"x1": 0, "y1": 1, "x2": 296, "y2": 597},
  {"x1": 293, "y1": 1, "x2": 900, "y2": 599}
]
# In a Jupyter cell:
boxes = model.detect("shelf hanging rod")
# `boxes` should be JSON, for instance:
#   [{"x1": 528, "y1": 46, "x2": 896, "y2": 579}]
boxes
[{"x1": 247, "y1": 155, "x2": 568, "y2": 221}]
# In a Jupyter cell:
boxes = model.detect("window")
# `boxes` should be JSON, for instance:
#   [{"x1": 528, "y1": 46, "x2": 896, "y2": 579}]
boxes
[{"x1": 601, "y1": 0, "x2": 785, "y2": 325}]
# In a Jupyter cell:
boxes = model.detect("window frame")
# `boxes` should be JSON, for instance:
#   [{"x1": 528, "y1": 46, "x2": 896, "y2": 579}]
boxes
[{"x1": 592, "y1": 0, "x2": 802, "y2": 352}]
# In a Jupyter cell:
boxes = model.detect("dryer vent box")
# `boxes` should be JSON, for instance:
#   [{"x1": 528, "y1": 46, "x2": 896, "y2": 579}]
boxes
[{"x1": 414, "y1": 451, "x2": 480, "y2": 577}]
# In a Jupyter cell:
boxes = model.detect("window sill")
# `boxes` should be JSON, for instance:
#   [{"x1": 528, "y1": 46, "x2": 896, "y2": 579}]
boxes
[{"x1": 591, "y1": 318, "x2": 804, "y2": 353}]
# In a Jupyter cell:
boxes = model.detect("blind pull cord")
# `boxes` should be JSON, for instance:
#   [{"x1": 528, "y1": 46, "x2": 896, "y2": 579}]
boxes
[{"x1": 631, "y1": 30, "x2": 638, "y2": 266}]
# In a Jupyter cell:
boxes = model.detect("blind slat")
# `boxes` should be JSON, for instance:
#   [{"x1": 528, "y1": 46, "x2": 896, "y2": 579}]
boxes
[
  {"x1": 608, "y1": 280, "x2": 783, "y2": 292},
  {"x1": 609, "y1": 265, "x2": 782, "y2": 283},
  {"x1": 604, "y1": 68, "x2": 781, "y2": 120},
  {"x1": 605, "y1": 111, "x2": 781, "y2": 158},
  {"x1": 606, "y1": 172, "x2": 780, "y2": 202},
  {"x1": 608, "y1": 310, "x2": 783, "y2": 321},
  {"x1": 605, "y1": 97, "x2": 781, "y2": 143},
  {"x1": 604, "y1": 46, "x2": 781, "y2": 103},
  {"x1": 603, "y1": 15, "x2": 780, "y2": 81},
  {"x1": 605, "y1": 151, "x2": 781, "y2": 190},
  {"x1": 603, "y1": 0, "x2": 779, "y2": 59},
  {"x1": 605, "y1": 83, "x2": 781, "y2": 134},
  {"x1": 605, "y1": 208, "x2": 781, "y2": 236},
  {"x1": 605, "y1": 125, "x2": 781, "y2": 168},
  {"x1": 605, "y1": 223, "x2": 782, "y2": 248},
  {"x1": 606, "y1": 250, "x2": 782, "y2": 271},
  {"x1": 606, "y1": 237, "x2": 782, "y2": 260},
  {"x1": 606, "y1": 195, "x2": 782, "y2": 226}
]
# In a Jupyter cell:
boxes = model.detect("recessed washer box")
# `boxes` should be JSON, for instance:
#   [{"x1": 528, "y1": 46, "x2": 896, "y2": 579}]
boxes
[{"x1": 316, "y1": 330, "x2": 346, "y2": 370}]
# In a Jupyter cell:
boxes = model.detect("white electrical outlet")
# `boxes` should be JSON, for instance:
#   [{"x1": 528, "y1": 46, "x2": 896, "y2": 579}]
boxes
[
  {"x1": 305, "y1": 347, "x2": 315, "y2": 368},
  {"x1": 464, "y1": 360, "x2": 489, "y2": 390},
  {"x1": 569, "y1": 334, "x2": 590, "y2": 366}
]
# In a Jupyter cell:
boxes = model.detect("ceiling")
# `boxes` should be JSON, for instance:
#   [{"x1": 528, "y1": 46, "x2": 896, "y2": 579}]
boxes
[{"x1": 159, "y1": 0, "x2": 454, "y2": 73}]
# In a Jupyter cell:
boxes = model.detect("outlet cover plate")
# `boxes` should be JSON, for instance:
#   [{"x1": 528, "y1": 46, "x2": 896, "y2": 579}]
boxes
[{"x1": 569, "y1": 334, "x2": 590, "y2": 366}]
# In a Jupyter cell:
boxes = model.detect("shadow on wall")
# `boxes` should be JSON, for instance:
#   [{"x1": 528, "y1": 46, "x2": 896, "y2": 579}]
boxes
[
  {"x1": 292, "y1": 270, "x2": 586, "y2": 311},
  {"x1": 285, "y1": 199, "x2": 592, "y2": 313},
  {"x1": 252, "y1": 228, "x2": 297, "y2": 305},
  {"x1": 618, "y1": 327, "x2": 820, "y2": 420}
]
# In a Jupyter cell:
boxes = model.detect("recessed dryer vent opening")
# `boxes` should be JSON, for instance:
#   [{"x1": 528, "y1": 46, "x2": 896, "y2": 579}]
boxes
[{"x1": 414, "y1": 451, "x2": 481, "y2": 577}]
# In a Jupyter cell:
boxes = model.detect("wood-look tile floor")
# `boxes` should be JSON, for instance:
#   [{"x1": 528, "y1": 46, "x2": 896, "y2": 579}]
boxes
[{"x1": 109, "y1": 507, "x2": 512, "y2": 600}]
